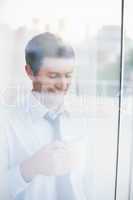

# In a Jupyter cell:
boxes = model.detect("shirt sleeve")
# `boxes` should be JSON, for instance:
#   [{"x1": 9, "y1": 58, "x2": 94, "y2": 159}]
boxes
[
  {"x1": 0, "y1": 119, "x2": 30, "y2": 199},
  {"x1": 0, "y1": 119, "x2": 10, "y2": 200},
  {"x1": 8, "y1": 164, "x2": 30, "y2": 198}
]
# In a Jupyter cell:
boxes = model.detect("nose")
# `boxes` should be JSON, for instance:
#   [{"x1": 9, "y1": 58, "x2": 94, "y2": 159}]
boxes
[{"x1": 55, "y1": 77, "x2": 69, "y2": 91}]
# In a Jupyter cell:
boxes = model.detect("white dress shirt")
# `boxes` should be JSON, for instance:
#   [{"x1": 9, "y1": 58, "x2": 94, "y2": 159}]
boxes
[{"x1": 0, "y1": 91, "x2": 93, "y2": 200}]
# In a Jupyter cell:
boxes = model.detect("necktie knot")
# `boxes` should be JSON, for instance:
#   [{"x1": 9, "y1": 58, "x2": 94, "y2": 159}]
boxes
[
  {"x1": 44, "y1": 111, "x2": 62, "y2": 140},
  {"x1": 45, "y1": 111, "x2": 61, "y2": 122}
]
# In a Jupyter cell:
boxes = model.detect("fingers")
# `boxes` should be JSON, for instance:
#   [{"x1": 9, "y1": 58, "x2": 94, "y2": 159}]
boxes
[
  {"x1": 52, "y1": 140, "x2": 66, "y2": 150},
  {"x1": 37, "y1": 141, "x2": 82, "y2": 176}
]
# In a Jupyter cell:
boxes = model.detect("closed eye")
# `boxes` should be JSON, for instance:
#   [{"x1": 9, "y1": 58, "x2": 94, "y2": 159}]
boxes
[
  {"x1": 65, "y1": 73, "x2": 72, "y2": 78},
  {"x1": 48, "y1": 73, "x2": 59, "y2": 78},
  {"x1": 48, "y1": 72, "x2": 73, "y2": 79}
]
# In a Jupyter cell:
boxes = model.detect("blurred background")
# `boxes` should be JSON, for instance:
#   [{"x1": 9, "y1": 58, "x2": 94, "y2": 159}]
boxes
[{"x1": 0, "y1": 0, "x2": 133, "y2": 199}]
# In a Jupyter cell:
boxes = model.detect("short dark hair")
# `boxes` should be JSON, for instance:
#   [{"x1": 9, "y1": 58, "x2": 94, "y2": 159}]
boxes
[{"x1": 25, "y1": 32, "x2": 75, "y2": 74}]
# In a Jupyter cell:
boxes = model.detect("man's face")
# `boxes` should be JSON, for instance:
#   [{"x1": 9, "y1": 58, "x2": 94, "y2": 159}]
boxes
[{"x1": 32, "y1": 58, "x2": 74, "y2": 95}]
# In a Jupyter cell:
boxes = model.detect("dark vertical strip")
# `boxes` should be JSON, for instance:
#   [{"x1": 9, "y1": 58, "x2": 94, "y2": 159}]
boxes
[{"x1": 114, "y1": 0, "x2": 125, "y2": 199}]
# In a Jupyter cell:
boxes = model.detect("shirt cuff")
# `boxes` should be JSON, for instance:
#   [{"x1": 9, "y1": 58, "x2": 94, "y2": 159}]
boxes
[{"x1": 8, "y1": 165, "x2": 30, "y2": 198}]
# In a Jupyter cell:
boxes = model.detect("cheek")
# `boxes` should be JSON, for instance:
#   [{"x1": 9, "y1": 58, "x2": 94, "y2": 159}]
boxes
[
  {"x1": 37, "y1": 76, "x2": 53, "y2": 86},
  {"x1": 41, "y1": 79, "x2": 56, "y2": 89},
  {"x1": 67, "y1": 79, "x2": 72, "y2": 86}
]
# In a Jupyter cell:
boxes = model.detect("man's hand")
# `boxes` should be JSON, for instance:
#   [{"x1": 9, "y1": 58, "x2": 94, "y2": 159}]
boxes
[{"x1": 20, "y1": 141, "x2": 81, "y2": 182}]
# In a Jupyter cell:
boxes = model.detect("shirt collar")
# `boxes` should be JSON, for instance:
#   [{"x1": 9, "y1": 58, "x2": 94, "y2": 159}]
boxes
[
  {"x1": 26, "y1": 91, "x2": 70, "y2": 123},
  {"x1": 28, "y1": 91, "x2": 48, "y2": 122}
]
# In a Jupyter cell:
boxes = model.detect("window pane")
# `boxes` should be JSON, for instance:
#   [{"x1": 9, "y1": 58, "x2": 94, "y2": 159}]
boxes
[{"x1": 0, "y1": 0, "x2": 122, "y2": 200}]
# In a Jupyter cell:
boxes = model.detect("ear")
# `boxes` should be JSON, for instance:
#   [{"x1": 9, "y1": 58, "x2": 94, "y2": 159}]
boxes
[{"x1": 25, "y1": 65, "x2": 34, "y2": 80}]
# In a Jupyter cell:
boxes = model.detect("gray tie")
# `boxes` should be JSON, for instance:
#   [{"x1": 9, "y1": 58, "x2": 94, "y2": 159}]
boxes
[{"x1": 45, "y1": 111, "x2": 76, "y2": 200}]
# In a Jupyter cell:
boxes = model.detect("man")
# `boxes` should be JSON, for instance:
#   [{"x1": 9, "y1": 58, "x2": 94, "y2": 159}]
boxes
[{"x1": 0, "y1": 32, "x2": 92, "y2": 200}]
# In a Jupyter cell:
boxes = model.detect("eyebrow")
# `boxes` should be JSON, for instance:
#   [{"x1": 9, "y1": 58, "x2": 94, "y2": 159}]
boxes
[{"x1": 48, "y1": 71, "x2": 73, "y2": 74}]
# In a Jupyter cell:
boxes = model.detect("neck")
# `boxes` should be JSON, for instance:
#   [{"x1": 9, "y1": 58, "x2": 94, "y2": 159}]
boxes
[{"x1": 32, "y1": 90, "x2": 64, "y2": 111}]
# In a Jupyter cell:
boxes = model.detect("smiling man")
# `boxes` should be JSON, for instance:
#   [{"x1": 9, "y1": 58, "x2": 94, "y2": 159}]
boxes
[
  {"x1": 25, "y1": 33, "x2": 74, "y2": 97},
  {"x1": 1, "y1": 32, "x2": 91, "y2": 200}
]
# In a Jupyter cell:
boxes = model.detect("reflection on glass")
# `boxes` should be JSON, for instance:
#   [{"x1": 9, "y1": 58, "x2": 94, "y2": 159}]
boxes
[{"x1": 0, "y1": 0, "x2": 122, "y2": 199}]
